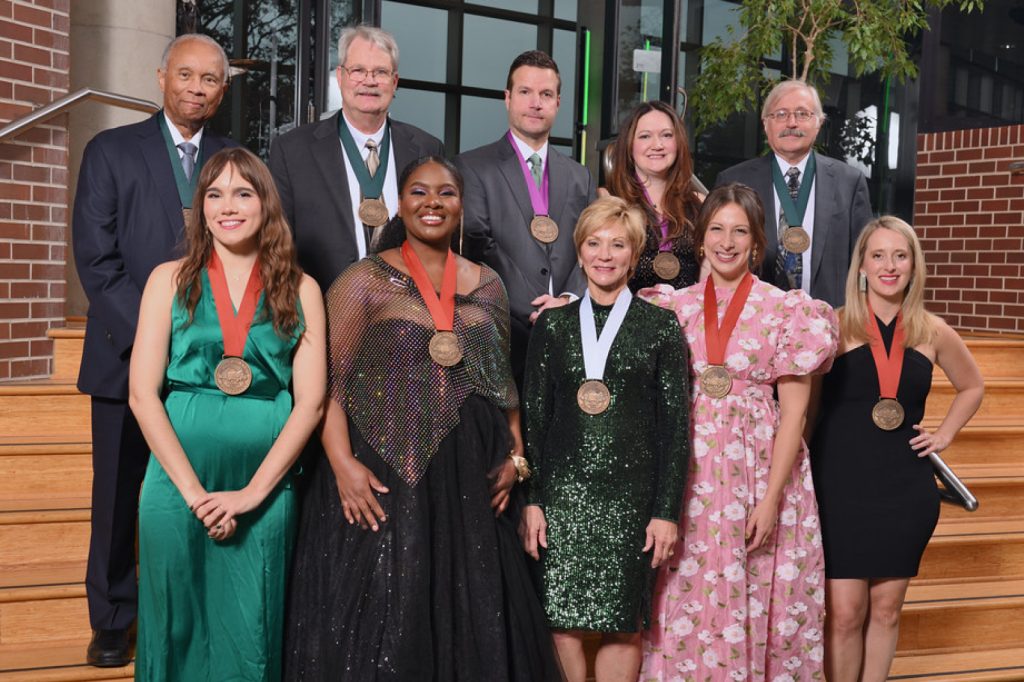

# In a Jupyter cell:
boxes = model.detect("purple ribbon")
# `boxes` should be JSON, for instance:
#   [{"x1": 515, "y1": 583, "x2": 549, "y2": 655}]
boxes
[
  {"x1": 639, "y1": 182, "x2": 673, "y2": 253},
  {"x1": 507, "y1": 131, "x2": 550, "y2": 217}
]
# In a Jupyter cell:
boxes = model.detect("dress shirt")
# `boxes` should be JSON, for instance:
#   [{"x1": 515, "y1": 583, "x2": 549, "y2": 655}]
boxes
[
  {"x1": 772, "y1": 152, "x2": 816, "y2": 295},
  {"x1": 339, "y1": 111, "x2": 399, "y2": 259}
]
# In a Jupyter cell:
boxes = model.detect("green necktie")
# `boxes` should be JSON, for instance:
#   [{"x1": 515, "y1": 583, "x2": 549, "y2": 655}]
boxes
[{"x1": 527, "y1": 153, "x2": 543, "y2": 189}]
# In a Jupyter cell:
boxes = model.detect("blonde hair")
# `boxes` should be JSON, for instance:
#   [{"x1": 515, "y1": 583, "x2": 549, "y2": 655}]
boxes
[
  {"x1": 839, "y1": 216, "x2": 937, "y2": 348},
  {"x1": 573, "y1": 197, "x2": 647, "y2": 272}
]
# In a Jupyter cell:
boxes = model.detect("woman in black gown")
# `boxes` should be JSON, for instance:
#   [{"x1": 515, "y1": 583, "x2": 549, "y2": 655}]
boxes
[
  {"x1": 284, "y1": 157, "x2": 561, "y2": 681},
  {"x1": 810, "y1": 216, "x2": 983, "y2": 682}
]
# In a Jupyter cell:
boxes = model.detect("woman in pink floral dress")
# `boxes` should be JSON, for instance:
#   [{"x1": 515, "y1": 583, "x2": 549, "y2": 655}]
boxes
[{"x1": 640, "y1": 184, "x2": 838, "y2": 681}]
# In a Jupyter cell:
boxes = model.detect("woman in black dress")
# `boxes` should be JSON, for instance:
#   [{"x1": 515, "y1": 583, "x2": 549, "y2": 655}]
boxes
[
  {"x1": 284, "y1": 157, "x2": 561, "y2": 681},
  {"x1": 599, "y1": 100, "x2": 705, "y2": 291},
  {"x1": 810, "y1": 216, "x2": 983, "y2": 682}
]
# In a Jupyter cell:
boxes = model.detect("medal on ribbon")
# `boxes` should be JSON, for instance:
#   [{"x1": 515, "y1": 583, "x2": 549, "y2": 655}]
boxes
[
  {"x1": 339, "y1": 117, "x2": 392, "y2": 228},
  {"x1": 401, "y1": 241, "x2": 463, "y2": 367},
  {"x1": 640, "y1": 184, "x2": 681, "y2": 281},
  {"x1": 866, "y1": 306, "x2": 906, "y2": 431},
  {"x1": 507, "y1": 131, "x2": 558, "y2": 244},
  {"x1": 772, "y1": 154, "x2": 816, "y2": 255},
  {"x1": 207, "y1": 251, "x2": 263, "y2": 395},
  {"x1": 700, "y1": 272, "x2": 754, "y2": 399},
  {"x1": 577, "y1": 288, "x2": 632, "y2": 415}
]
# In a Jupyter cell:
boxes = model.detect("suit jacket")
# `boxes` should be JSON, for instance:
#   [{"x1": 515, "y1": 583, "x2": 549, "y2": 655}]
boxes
[
  {"x1": 456, "y1": 135, "x2": 595, "y2": 381},
  {"x1": 72, "y1": 112, "x2": 235, "y2": 400},
  {"x1": 715, "y1": 152, "x2": 873, "y2": 308},
  {"x1": 268, "y1": 112, "x2": 444, "y2": 291}
]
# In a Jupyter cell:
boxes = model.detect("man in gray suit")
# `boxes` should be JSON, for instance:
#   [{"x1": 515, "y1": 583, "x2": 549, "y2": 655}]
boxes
[
  {"x1": 457, "y1": 50, "x2": 594, "y2": 384},
  {"x1": 716, "y1": 80, "x2": 873, "y2": 307},
  {"x1": 270, "y1": 25, "x2": 443, "y2": 291}
]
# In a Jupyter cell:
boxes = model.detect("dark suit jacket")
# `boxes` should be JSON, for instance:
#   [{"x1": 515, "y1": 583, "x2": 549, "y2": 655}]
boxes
[
  {"x1": 715, "y1": 152, "x2": 873, "y2": 307},
  {"x1": 72, "y1": 112, "x2": 235, "y2": 400},
  {"x1": 456, "y1": 135, "x2": 595, "y2": 380},
  {"x1": 268, "y1": 112, "x2": 444, "y2": 291}
]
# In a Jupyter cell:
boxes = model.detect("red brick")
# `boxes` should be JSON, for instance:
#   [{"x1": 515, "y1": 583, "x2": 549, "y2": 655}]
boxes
[
  {"x1": 958, "y1": 175, "x2": 982, "y2": 188},
  {"x1": 0, "y1": 340, "x2": 30, "y2": 359},
  {"x1": 29, "y1": 300, "x2": 62, "y2": 318},
  {"x1": 989, "y1": 290, "x2": 1018, "y2": 303},
  {"x1": 31, "y1": 146, "x2": 64, "y2": 165},
  {"x1": 14, "y1": 81, "x2": 53, "y2": 103},
  {"x1": 30, "y1": 223, "x2": 62, "y2": 241},
  {"x1": 960, "y1": 316, "x2": 987, "y2": 327},
  {"x1": 953, "y1": 200, "x2": 979, "y2": 212},
  {"x1": 10, "y1": 203, "x2": 47, "y2": 221},
  {"x1": 980, "y1": 199, "x2": 1008, "y2": 212},
  {"x1": 29, "y1": 338, "x2": 53, "y2": 357},
  {"x1": 0, "y1": 102, "x2": 31, "y2": 122},
  {"x1": 916, "y1": 190, "x2": 940, "y2": 202},
  {"x1": 965, "y1": 213, "x2": 994, "y2": 225},
  {"x1": 11, "y1": 242, "x2": 48, "y2": 260},
  {"x1": 965, "y1": 188, "x2": 994, "y2": 200},
  {"x1": 983, "y1": 174, "x2": 1010, "y2": 187},
  {"x1": 1004, "y1": 305, "x2": 1024, "y2": 318},
  {"x1": 929, "y1": 177, "x2": 954, "y2": 190},
  {"x1": 917, "y1": 163, "x2": 942, "y2": 177},
  {"x1": 978, "y1": 225, "x2": 1007, "y2": 238},
  {"x1": 995, "y1": 186, "x2": 1024, "y2": 199},
  {"x1": 11, "y1": 3, "x2": 50, "y2": 27},
  {"x1": 993, "y1": 212, "x2": 1023, "y2": 224},
  {"x1": 993, "y1": 238, "x2": 1022, "y2": 250},
  {"x1": 51, "y1": 50, "x2": 67, "y2": 70},
  {"x1": 931, "y1": 150, "x2": 955, "y2": 163},
  {"x1": 12, "y1": 42, "x2": 50, "y2": 67},
  {"x1": 9, "y1": 281, "x2": 49, "y2": 298},
  {"x1": 985, "y1": 146, "x2": 1013, "y2": 159},
  {"x1": 0, "y1": 58, "x2": 33, "y2": 82},
  {"x1": 0, "y1": 301, "x2": 29, "y2": 319},
  {"x1": 32, "y1": 65, "x2": 66, "y2": 88},
  {"x1": 48, "y1": 281, "x2": 64, "y2": 299},
  {"x1": 932, "y1": 289, "x2": 960, "y2": 301},
  {"x1": 939, "y1": 214, "x2": 965, "y2": 226},
  {"x1": 943, "y1": 163, "x2": 969, "y2": 176},
  {"x1": 964, "y1": 238, "x2": 992, "y2": 250},
  {"x1": 940, "y1": 189, "x2": 966, "y2": 202},
  {"x1": 968, "y1": 161, "x2": 996, "y2": 174},
  {"x1": 49, "y1": 242, "x2": 64, "y2": 261},
  {"x1": 10, "y1": 357, "x2": 49, "y2": 377},
  {"x1": 0, "y1": 181, "x2": 31, "y2": 201},
  {"x1": 0, "y1": 221, "x2": 29, "y2": 239},
  {"x1": 0, "y1": 261, "x2": 30, "y2": 278},
  {"x1": 51, "y1": 10, "x2": 68, "y2": 33},
  {"x1": 945, "y1": 302, "x2": 974, "y2": 314},
  {"x1": 978, "y1": 251, "x2": 1007, "y2": 263},
  {"x1": 956, "y1": 148, "x2": 984, "y2": 161},
  {"x1": 31, "y1": 184, "x2": 63, "y2": 204},
  {"x1": 936, "y1": 264, "x2": 964, "y2": 276},
  {"x1": 11, "y1": 162, "x2": 49, "y2": 183},
  {"x1": 10, "y1": 320, "x2": 48, "y2": 337},
  {"x1": 30, "y1": 262, "x2": 62, "y2": 279},
  {"x1": 991, "y1": 264, "x2": 1021, "y2": 277},
  {"x1": 990, "y1": 316, "x2": 1016, "y2": 331}
]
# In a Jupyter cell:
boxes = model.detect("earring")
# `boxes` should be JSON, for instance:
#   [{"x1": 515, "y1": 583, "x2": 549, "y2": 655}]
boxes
[
  {"x1": 751, "y1": 246, "x2": 758, "y2": 263},
  {"x1": 858, "y1": 272, "x2": 867, "y2": 292},
  {"x1": 699, "y1": 245, "x2": 705, "y2": 259}
]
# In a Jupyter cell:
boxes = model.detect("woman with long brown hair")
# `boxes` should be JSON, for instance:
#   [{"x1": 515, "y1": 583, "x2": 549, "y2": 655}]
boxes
[
  {"x1": 129, "y1": 147, "x2": 326, "y2": 681},
  {"x1": 600, "y1": 100, "x2": 705, "y2": 291}
]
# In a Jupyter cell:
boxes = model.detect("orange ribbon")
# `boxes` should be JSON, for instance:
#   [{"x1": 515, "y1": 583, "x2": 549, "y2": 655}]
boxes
[
  {"x1": 400, "y1": 241, "x2": 457, "y2": 331},
  {"x1": 207, "y1": 250, "x2": 263, "y2": 357},
  {"x1": 703, "y1": 272, "x2": 754, "y2": 365}
]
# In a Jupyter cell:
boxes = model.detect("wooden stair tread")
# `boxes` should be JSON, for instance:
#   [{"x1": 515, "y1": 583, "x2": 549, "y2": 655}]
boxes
[
  {"x1": 0, "y1": 584, "x2": 86, "y2": 603},
  {"x1": 940, "y1": 463, "x2": 1024, "y2": 480},
  {"x1": 0, "y1": 563, "x2": 85, "y2": 590},
  {"x1": 0, "y1": 381, "x2": 80, "y2": 395},
  {"x1": 0, "y1": 502, "x2": 90, "y2": 516},
  {"x1": 0, "y1": 640, "x2": 133, "y2": 676},
  {"x1": 932, "y1": 517, "x2": 1024, "y2": 538},
  {"x1": 906, "y1": 578, "x2": 1024, "y2": 605},
  {"x1": 0, "y1": 665, "x2": 133, "y2": 682},
  {"x1": 0, "y1": 435, "x2": 90, "y2": 454},
  {"x1": 890, "y1": 646, "x2": 1024, "y2": 679}
]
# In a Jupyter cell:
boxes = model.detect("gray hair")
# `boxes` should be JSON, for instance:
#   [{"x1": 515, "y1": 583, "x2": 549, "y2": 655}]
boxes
[
  {"x1": 761, "y1": 80, "x2": 825, "y2": 121},
  {"x1": 337, "y1": 25, "x2": 399, "y2": 71},
  {"x1": 160, "y1": 33, "x2": 230, "y2": 84}
]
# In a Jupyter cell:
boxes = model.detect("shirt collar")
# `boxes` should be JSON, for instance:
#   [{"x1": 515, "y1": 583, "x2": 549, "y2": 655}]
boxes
[
  {"x1": 774, "y1": 151, "x2": 812, "y2": 176},
  {"x1": 163, "y1": 111, "x2": 204, "y2": 148},
  {"x1": 509, "y1": 129, "x2": 548, "y2": 165},
  {"x1": 341, "y1": 110, "x2": 388, "y2": 147}
]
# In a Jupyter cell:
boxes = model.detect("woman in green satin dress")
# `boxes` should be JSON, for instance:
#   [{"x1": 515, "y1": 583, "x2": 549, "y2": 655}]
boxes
[{"x1": 129, "y1": 147, "x2": 326, "y2": 681}]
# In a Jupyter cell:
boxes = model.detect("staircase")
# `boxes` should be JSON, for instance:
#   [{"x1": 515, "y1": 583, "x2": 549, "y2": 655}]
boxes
[{"x1": 1, "y1": 331, "x2": 1022, "y2": 680}]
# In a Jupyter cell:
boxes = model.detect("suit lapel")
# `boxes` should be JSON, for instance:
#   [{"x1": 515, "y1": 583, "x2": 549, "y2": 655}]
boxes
[
  {"x1": 138, "y1": 113, "x2": 186, "y2": 238},
  {"x1": 810, "y1": 151, "x2": 835, "y2": 285},
  {"x1": 312, "y1": 112, "x2": 355, "y2": 233},
  {"x1": 756, "y1": 156, "x2": 779, "y2": 245},
  {"x1": 390, "y1": 120, "x2": 418, "y2": 172},
  {"x1": 496, "y1": 137, "x2": 549, "y2": 262}
]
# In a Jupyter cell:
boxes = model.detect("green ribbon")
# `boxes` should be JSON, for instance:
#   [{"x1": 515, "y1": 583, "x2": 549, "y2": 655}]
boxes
[
  {"x1": 158, "y1": 112, "x2": 206, "y2": 209},
  {"x1": 771, "y1": 152, "x2": 816, "y2": 228},
  {"x1": 338, "y1": 115, "x2": 391, "y2": 199}
]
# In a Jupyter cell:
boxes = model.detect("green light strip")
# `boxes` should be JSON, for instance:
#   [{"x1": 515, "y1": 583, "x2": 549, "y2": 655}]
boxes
[
  {"x1": 642, "y1": 38, "x2": 650, "y2": 101},
  {"x1": 581, "y1": 29, "x2": 591, "y2": 126}
]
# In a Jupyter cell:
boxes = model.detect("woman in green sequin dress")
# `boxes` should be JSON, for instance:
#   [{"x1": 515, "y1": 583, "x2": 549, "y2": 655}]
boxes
[
  {"x1": 130, "y1": 148, "x2": 326, "y2": 681},
  {"x1": 522, "y1": 196, "x2": 691, "y2": 682}
]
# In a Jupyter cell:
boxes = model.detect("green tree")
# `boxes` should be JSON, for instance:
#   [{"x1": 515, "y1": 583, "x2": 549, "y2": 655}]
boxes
[{"x1": 691, "y1": 0, "x2": 982, "y2": 132}]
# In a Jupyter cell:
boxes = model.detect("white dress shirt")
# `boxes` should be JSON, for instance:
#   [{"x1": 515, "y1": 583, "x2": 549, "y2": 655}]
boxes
[{"x1": 339, "y1": 111, "x2": 399, "y2": 259}]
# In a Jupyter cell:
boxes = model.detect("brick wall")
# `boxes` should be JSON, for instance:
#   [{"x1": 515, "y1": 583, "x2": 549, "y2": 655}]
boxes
[
  {"x1": 0, "y1": 0, "x2": 70, "y2": 380},
  {"x1": 915, "y1": 125, "x2": 1024, "y2": 335}
]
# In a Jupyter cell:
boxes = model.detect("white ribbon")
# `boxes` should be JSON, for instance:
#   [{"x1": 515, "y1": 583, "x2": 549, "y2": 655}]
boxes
[{"x1": 579, "y1": 288, "x2": 633, "y2": 381}]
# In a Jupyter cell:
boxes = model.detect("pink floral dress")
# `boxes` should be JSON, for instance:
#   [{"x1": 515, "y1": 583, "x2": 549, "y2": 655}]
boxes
[{"x1": 640, "y1": 277, "x2": 838, "y2": 682}]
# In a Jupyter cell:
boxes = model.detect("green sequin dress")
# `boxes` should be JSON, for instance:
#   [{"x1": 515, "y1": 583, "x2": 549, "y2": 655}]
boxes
[
  {"x1": 523, "y1": 297, "x2": 691, "y2": 632},
  {"x1": 136, "y1": 270, "x2": 303, "y2": 682}
]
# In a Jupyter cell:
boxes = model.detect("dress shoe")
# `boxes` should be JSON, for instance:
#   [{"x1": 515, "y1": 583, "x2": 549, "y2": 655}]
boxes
[{"x1": 86, "y1": 628, "x2": 132, "y2": 667}]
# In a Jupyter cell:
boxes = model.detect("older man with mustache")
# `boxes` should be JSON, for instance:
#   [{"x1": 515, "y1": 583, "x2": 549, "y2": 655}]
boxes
[{"x1": 715, "y1": 80, "x2": 873, "y2": 306}]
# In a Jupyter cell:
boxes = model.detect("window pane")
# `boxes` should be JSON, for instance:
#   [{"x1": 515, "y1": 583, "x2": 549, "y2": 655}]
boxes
[
  {"x1": 381, "y1": 2, "x2": 448, "y2": 82},
  {"x1": 460, "y1": 96, "x2": 508, "y2": 152},
  {"x1": 468, "y1": 0, "x2": 537, "y2": 12},
  {"x1": 552, "y1": 29, "x2": 578, "y2": 140},
  {"x1": 390, "y1": 88, "x2": 446, "y2": 143},
  {"x1": 555, "y1": 0, "x2": 578, "y2": 21},
  {"x1": 462, "y1": 15, "x2": 538, "y2": 90}
]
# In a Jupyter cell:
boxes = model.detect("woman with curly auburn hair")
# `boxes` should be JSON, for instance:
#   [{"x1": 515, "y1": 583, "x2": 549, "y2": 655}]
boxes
[{"x1": 128, "y1": 146, "x2": 326, "y2": 681}]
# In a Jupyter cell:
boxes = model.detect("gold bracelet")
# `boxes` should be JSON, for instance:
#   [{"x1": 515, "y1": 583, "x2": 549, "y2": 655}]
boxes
[{"x1": 507, "y1": 452, "x2": 531, "y2": 483}]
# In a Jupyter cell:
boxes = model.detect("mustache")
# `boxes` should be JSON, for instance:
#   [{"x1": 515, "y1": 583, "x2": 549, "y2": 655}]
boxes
[{"x1": 779, "y1": 128, "x2": 807, "y2": 138}]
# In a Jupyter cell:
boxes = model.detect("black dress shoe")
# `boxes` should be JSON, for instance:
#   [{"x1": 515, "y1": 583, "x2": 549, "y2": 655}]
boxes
[{"x1": 86, "y1": 628, "x2": 132, "y2": 668}]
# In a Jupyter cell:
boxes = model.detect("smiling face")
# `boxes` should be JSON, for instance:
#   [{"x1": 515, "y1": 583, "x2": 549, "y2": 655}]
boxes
[
  {"x1": 336, "y1": 36, "x2": 398, "y2": 120},
  {"x1": 505, "y1": 65, "x2": 561, "y2": 146},
  {"x1": 398, "y1": 161, "x2": 462, "y2": 248},
  {"x1": 861, "y1": 227, "x2": 914, "y2": 305},
  {"x1": 158, "y1": 38, "x2": 227, "y2": 137},
  {"x1": 631, "y1": 109, "x2": 678, "y2": 182},
  {"x1": 704, "y1": 202, "x2": 754, "y2": 287},
  {"x1": 203, "y1": 163, "x2": 262, "y2": 252},
  {"x1": 579, "y1": 221, "x2": 635, "y2": 300},
  {"x1": 762, "y1": 85, "x2": 822, "y2": 164}
]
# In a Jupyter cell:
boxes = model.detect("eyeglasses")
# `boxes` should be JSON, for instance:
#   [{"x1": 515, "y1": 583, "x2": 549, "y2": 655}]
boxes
[
  {"x1": 340, "y1": 66, "x2": 394, "y2": 83},
  {"x1": 765, "y1": 109, "x2": 817, "y2": 122}
]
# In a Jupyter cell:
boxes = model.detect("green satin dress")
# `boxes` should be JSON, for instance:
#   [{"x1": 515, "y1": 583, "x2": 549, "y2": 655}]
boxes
[{"x1": 137, "y1": 270, "x2": 303, "y2": 682}]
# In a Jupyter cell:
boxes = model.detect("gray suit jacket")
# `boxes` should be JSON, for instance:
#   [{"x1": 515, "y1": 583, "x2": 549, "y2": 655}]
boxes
[
  {"x1": 269, "y1": 112, "x2": 444, "y2": 291},
  {"x1": 716, "y1": 152, "x2": 873, "y2": 307},
  {"x1": 456, "y1": 135, "x2": 595, "y2": 381}
]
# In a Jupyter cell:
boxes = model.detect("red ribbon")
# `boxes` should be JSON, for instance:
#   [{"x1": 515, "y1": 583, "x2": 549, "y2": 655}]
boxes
[
  {"x1": 401, "y1": 241, "x2": 457, "y2": 332},
  {"x1": 207, "y1": 250, "x2": 262, "y2": 357},
  {"x1": 703, "y1": 272, "x2": 754, "y2": 365},
  {"x1": 866, "y1": 305, "x2": 905, "y2": 400}
]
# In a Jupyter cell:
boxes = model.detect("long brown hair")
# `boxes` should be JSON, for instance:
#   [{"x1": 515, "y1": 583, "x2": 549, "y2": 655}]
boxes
[
  {"x1": 176, "y1": 147, "x2": 303, "y2": 337},
  {"x1": 694, "y1": 183, "x2": 768, "y2": 271},
  {"x1": 606, "y1": 100, "x2": 700, "y2": 243},
  {"x1": 839, "y1": 216, "x2": 936, "y2": 348}
]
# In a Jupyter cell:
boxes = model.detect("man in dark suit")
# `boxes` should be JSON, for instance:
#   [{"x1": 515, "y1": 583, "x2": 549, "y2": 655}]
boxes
[
  {"x1": 456, "y1": 50, "x2": 594, "y2": 384},
  {"x1": 716, "y1": 80, "x2": 873, "y2": 307},
  {"x1": 269, "y1": 25, "x2": 443, "y2": 291},
  {"x1": 72, "y1": 34, "x2": 233, "y2": 667}
]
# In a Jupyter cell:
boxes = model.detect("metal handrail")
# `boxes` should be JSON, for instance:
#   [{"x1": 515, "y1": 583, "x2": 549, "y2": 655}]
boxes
[{"x1": 0, "y1": 88, "x2": 159, "y2": 143}]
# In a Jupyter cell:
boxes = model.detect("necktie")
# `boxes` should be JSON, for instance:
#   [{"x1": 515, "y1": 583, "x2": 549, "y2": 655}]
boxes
[
  {"x1": 527, "y1": 153, "x2": 543, "y2": 189},
  {"x1": 177, "y1": 142, "x2": 198, "y2": 181},
  {"x1": 777, "y1": 166, "x2": 803, "y2": 290},
  {"x1": 365, "y1": 139, "x2": 380, "y2": 178}
]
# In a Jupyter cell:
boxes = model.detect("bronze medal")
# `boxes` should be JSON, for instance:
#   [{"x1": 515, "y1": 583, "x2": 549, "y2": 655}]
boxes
[
  {"x1": 652, "y1": 252, "x2": 681, "y2": 281},
  {"x1": 871, "y1": 398, "x2": 905, "y2": 431},
  {"x1": 182, "y1": 207, "x2": 192, "y2": 224},
  {"x1": 428, "y1": 330, "x2": 462, "y2": 367},
  {"x1": 700, "y1": 365, "x2": 732, "y2": 399},
  {"x1": 214, "y1": 356, "x2": 252, "y2": 395},
  {"x1": 358, "y1": 197, "x2": 389, "y2": 227},
  {"x1": 530, "y1": 215, "x2": 558, "y2": 244},
  {"x1": 782, "y1": 226, "x2": 810, "y2": 254},
  {"x1": 577, "y1": 379, "x2": 611, "y2": 415}
]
